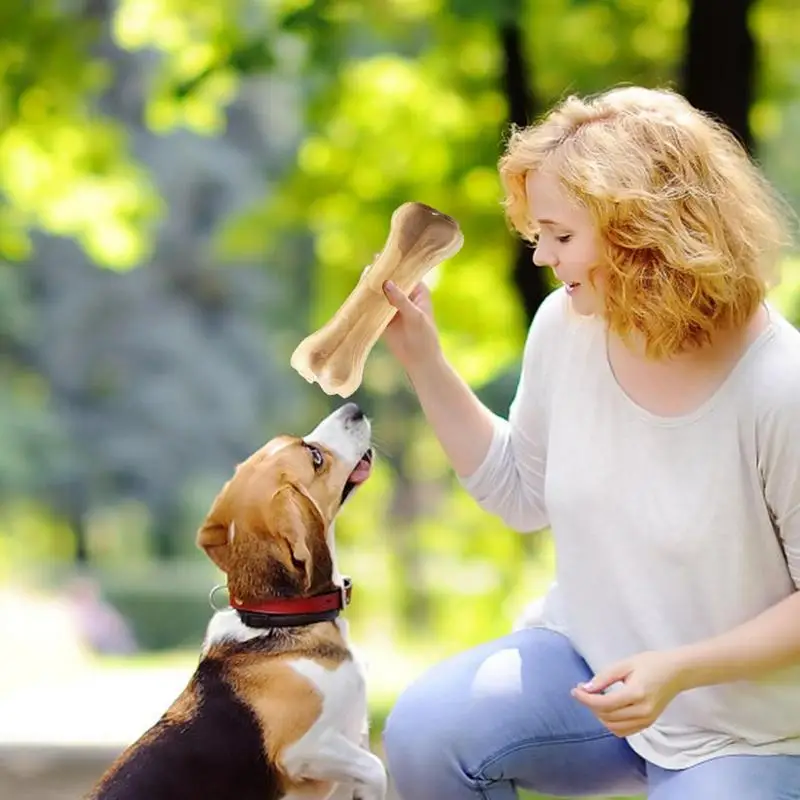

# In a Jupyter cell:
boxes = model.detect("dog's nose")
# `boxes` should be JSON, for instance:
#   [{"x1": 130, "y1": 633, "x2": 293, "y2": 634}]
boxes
[{"x1": 341, "y1": 402, "x2": 365, "y2": 422}]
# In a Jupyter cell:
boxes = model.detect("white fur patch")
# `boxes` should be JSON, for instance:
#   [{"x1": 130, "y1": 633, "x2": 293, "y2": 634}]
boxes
[
  {"x1": 201, "y1": 609, "x2": 271, "y2": 653},
  {"x1": 282, "y1": 657, "x2": 386, "y2": 799}
]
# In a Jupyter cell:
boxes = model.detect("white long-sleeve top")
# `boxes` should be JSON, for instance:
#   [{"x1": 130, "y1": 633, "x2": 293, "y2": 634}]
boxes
[{"x1": 461, "y1": 287, "x2": 800, "y2": 769}]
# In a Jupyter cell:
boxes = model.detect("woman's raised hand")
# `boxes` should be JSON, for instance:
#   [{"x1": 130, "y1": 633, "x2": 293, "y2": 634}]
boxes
[{"x1": 382, "y1": 280, "x2": 442, "y2": 371}]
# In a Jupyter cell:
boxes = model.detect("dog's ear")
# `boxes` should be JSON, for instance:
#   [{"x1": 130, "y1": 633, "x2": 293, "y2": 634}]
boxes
[
  {"x1": 196, "y1": 484, "x2": 233, "y2": 572},
  {"x1": 268, "y1": 484, "x2": 326, "y2": 590}
]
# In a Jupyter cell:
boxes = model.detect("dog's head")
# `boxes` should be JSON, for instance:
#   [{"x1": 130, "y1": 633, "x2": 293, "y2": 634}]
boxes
[{"x1": 196, "y1": 403, "x2": 373, "y2": 602}]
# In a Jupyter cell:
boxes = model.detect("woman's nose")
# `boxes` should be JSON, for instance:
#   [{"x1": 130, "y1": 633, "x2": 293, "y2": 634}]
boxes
[{"x1": 532, "y1": 241, "x2": 556, "y2": 268}]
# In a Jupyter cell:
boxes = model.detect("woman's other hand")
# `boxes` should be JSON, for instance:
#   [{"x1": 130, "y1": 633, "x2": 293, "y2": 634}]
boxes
[{"x1": 571, "y1": 650, "x2": 686, "y2": 737}]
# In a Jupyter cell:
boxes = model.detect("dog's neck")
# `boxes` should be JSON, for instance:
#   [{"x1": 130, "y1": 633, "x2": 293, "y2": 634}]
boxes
[
  {"x1": 326, "y1": 521, "x2": 344, "y2": 587},
  {"x1": 225, "y1": 521, "x2": 344, "y2": 606},
  {"x1": 202, "y1": 521, "x2": 350, "y2": 646}
]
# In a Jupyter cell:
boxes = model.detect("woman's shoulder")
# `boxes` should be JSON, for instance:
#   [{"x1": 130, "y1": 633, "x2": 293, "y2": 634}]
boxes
[
  {"x1": 748, "y1": 305, "x2": 800, "y2": 418},
  {"x1": 523, "y1": 287, "x2": 600, "y2": 373}
]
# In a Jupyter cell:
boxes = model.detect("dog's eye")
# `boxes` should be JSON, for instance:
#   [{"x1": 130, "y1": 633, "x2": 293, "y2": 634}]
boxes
[{"x1": 306, "y1": 444, "x2": 324, "y2": 471}]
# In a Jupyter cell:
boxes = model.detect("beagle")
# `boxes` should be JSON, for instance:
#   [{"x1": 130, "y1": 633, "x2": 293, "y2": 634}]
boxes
[{"x1": 89, "y1": 402, "x2": 387, "y2": 800}]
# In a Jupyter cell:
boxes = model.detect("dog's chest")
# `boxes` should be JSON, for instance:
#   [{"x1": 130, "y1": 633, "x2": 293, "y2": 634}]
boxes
[
  {"x1": 281, "y1": 656, "x2": 371, "y2": 799},
  {"x1": 288, "y1": 655, "x2": 368, "y2": 741}
]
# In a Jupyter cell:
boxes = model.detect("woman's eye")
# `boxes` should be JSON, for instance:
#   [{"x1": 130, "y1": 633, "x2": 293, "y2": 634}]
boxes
[{"x1": 556, "y1": 234, "x2": 572, "y2": 244}]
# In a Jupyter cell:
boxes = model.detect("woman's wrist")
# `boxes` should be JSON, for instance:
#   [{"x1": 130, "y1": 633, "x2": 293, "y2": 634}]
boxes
[{"x1": 401, "y1": 346, "x2": 448, "y2": 386}]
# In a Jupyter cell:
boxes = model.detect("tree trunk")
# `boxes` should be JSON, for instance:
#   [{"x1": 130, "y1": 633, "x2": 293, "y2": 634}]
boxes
[
  {"x1": 498, "y1": 21, "x2": 549, "y2": 326},
  {"x1": 681, "y1": 0, "x2": 756, "y2": 153}
]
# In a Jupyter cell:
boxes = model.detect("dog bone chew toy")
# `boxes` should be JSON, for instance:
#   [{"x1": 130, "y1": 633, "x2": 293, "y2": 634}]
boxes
[{"x1": 290, "y1": 201, "x2": 464, "y2": 398}]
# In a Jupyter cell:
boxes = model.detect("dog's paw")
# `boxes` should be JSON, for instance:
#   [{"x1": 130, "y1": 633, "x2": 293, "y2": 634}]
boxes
[
  {"x1": 327, "y1": 789, "x2": 357, "y2": 800},
  {"x1": 352, "y1": 784, "x2": 386, "y2": 800},
  {"x1": 352, "y1": 786, "x2": 387, "y2": 800}
]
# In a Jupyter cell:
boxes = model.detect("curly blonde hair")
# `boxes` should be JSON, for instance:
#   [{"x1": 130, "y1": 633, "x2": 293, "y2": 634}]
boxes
[{"x1": 498, "y1": 85, "x2": 794, "y2": 358}]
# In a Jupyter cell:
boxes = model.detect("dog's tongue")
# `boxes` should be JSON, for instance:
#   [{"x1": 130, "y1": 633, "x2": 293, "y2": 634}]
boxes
[{"x1": 348, "y1": 455, "x2": 372, "y2": 485}]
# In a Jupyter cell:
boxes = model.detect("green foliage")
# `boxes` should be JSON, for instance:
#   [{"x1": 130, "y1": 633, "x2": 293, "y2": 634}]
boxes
[
  {"x1": 768, "y1": 255, "x2": 800, "y2": 326},
  {"x1": 0, "y1": 0, "x2": 161, "y2": 267},
  {"x1": 525, "y1": 0, "x2": 688, "y2": 102},
  {"x1": 448, "y1": 0, "x2": 524, "y2": 24},
  {"x1": 105, "y1": 580, "x2": 212, "y2": 651},
  {"x1": 217, "y1": 0, "x2": 695, "y2": 392},
  {"x1": 220, "y1": 6, "x2": 530, "y2": 388},
  {"x1": 113, "y1": 0, "x2": 262, "y2": 133},
  {"x1": 750, "y1": 1, "x2": 800, "y2": 216}
]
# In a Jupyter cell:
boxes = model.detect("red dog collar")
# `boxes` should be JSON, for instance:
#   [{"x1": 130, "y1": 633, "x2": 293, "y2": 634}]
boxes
[{"x1": 228, "y1": 577, "x2": 353, "y2": 628}]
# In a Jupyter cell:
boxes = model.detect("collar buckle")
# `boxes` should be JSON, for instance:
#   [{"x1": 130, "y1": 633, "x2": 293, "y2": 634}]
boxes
[{"x1": 339, "y1": 576, "x2": 353, "y2": 609}]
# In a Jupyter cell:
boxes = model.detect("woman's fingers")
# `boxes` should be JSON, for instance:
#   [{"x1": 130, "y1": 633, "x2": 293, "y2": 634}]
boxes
[{"x1": 383, "y1": 281, "x2": 419, "y2": 315}]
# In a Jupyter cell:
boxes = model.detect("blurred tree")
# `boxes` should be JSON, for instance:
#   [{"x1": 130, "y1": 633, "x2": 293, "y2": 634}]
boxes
[{"x1": 0, "y1": 0, "x2": 161, "y2": 267}]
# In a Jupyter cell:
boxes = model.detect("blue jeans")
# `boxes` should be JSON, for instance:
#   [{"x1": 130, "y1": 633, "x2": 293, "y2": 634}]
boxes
[{"x1": 382, "y1": 628, "x2": 800, "y2": 799}]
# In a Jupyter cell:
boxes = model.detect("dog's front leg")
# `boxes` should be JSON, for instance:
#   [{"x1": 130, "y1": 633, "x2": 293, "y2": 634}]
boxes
[
  {"x1": 359, "y1": 711, "x2": 371, "y2": 751},
  {"x1": 326, "y1": 717, "x2": 376, "y2": 800},
  {"x1": 284, "y1": 730, "x2": 387, "y2": 800}
]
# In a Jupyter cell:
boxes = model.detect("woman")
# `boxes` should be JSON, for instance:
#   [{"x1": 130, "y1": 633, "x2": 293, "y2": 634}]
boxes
[{"x1": 379, "y1": 86, "x2": 800, "y2": 799}]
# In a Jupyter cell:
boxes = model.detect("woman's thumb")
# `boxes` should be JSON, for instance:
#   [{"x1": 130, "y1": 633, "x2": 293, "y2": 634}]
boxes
[{"x1": 383, "y1": 280, "x2": 416, "y2": 314}]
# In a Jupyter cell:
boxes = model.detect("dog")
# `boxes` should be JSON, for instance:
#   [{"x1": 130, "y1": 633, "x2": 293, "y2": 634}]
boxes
[{"x1": 89, "y1": 402, "x2": 387, "y2": 800}]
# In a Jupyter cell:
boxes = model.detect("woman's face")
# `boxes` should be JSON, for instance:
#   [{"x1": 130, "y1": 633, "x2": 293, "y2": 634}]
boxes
[{"x1": 526, "y1": 170, "x2": 604, "y2": 317}]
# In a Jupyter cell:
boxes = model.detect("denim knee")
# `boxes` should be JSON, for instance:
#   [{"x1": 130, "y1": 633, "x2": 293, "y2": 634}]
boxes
[
  {"x1": 381, "y1": 628, "x2": 647, "y2": 800},
  {"x1": 383, "y1": 684, "x2": 445, "y2": 792},
  {"x1": 383, "y1": 676, "x2": 480, "y2": 799}
]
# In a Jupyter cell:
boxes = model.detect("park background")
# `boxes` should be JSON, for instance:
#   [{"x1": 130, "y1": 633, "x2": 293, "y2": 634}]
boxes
[{"x1": 0, "y1": 0, "x2": 797, "y2": 798}]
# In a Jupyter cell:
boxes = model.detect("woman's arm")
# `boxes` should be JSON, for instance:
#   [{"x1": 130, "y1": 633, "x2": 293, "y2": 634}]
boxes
[
  {"x1": 402, "y1": 349, "x2": 498, "y2": 480},
  {"x1": 383, "y1": 282, "x2": 565, "y2": 533},
  {"x1": 573, "y1": 591, "x2": 800, "y2": 738},
  {"x1": 671, "y1": 590, "x2": 800, "y2": 691}
]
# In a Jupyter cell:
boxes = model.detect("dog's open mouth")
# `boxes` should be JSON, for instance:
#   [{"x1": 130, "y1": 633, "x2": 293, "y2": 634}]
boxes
[{"x1": 341, "y1": 448, "x2": 374, "y2": 503}]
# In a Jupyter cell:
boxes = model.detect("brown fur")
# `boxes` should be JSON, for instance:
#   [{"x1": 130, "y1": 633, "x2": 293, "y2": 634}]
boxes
[
  {"x1": 196, "y1": 435, "x2": 354, "y2": 604},
  {"x1": 87, "y1": 676, "x2": 214, "y2": 800},
  {"x1": 90, "y1": 425, "x2": 368, "y2": 800}
]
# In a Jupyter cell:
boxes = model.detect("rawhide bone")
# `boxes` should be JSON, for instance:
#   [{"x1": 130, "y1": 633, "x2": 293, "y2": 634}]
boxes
[{"x1": 290, "y1": 201, "x2": 464, "y2": 398}]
